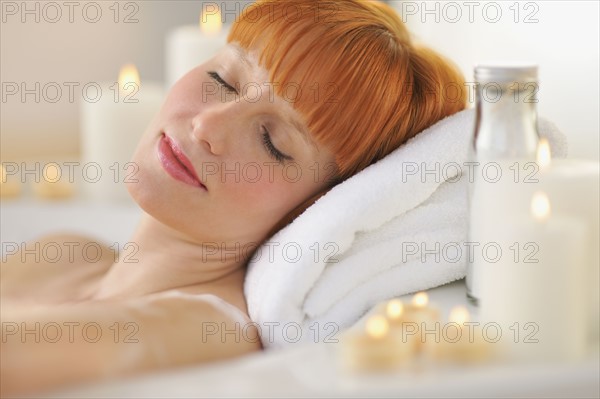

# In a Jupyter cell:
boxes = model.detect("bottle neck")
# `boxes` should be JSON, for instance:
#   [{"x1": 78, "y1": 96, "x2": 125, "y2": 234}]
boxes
[{"x1": 474, "y1": 82, "x2": 540, "y2": 159}]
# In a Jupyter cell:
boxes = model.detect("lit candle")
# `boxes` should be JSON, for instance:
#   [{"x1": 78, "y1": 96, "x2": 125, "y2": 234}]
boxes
[
  {"x1": 339, "y1": 314, "x2": 413, "y2": 372},
  {"x1": 473, "y1": 138, "x2": 599, "y2": 347},
  {"x1": 399, "y1": 292, "x2": 440, "y2": 350},
  {"x1": 0, "y1": 163, "x2": 21, "y2": 199},
  {"x1": 384, "y1": 298, "x2": 405, "y2": 323},
  {"x1": 537, "y1": 137, "x2": 552, "y2": 171},
  {"x1": 166, "y1": 5, "x2": 228, "y2": 88},
  {"x1": 427, "y1": 306, "x2": 492, "y2": 363},
  {"x1": 374, "y1": 294, "x2": 441, "y2": 352},
  {"x1": 480, "y1": 192, "x2": 588, "y2": 362},
  {"x1": 377, "y1": 299, "x2": 421, "y2": 354},
  {"x1": 31, "y1": 163, "x2": 74, "y2": 200},
  {"x1": 536, "y1": 139, "x2": 600, "y2": 343},
  {"x1": 80, "y1": 64, "x2": 164, "y2": 203}
]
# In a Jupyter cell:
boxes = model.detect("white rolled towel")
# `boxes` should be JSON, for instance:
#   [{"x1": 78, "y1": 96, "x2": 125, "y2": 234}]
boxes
[{"x1": 244, "y1": 108, "x2": 568, "y2": 348}]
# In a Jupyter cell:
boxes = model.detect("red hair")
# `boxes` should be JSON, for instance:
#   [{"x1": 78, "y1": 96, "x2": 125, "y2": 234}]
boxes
[{"x1": 228, "y1": 0, "x2": 466, "y2": 237}]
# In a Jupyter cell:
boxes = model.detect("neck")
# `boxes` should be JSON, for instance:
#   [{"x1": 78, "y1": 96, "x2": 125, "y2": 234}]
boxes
[{"x1": 92, "y1": 213, "x2": 249, "y2": 300}]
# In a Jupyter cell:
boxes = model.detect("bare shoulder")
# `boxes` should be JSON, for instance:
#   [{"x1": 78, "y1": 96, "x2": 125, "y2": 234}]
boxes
[
  {"x1": 137, "y1": 291, "x2": 263, "y2": 357},
  {"x1": 2, "y1": 232, "x2": 115, "y2": 268},
  {"x1": 1, "y1": 233, "x2": 115, "y2": 303}
]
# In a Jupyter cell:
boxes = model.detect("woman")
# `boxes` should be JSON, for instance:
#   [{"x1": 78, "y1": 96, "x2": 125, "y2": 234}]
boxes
[{"x1": 1, "y1": 0, "x2": 466, "y2": 395}]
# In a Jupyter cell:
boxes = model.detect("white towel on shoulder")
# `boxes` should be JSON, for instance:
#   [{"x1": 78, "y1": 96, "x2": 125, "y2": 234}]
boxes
[{"x1": 244, "y1": 108, "x2": 568, "y2": 348}]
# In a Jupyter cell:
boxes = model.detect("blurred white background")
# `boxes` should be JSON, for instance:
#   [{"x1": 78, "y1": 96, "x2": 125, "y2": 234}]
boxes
[
  {"x1": 1, "y1": 0, "x2": 251, "y2": 160},
  {"x1": 1, "y1": 1, "x2": 598, "y2": 161},
  {"x1": 392, "y1": 0, "x2": 599, "y2": 161}
]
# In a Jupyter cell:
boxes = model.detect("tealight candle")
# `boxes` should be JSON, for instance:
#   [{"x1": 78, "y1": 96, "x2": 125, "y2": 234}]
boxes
[
  {"x1": 480, "y1": 192, "x2": 588, "y2": 362},
  {"x1": 339, "y1": 315, "x2": 413, "y2": 372},
  {"x1": 377, "y1": 299, "x2": 421, "y2": 353},
  {"x1": 31, "y1": 163, "x2": 74, "y2": 200},
  {"x1": 384, "y1": 299, "x2": 405, "y2": 323},
  {"x1": 427, "y1": 306, "x2": 492, "y2": 363},
  {"x1": 166, "y1": 6, "x2": 228, "y2": 88},
  {"x1": 398, "y1": 292, "x2": 440, "y2": 350},
  {"x1": 80, "y1": 64, "x2": 164, "y2": 203},
  {"x1": 377, "y1": 295, "x2": 438, "y2": 351},
  {"x1": 0, "y1": 163, "x2": 21, "y2": 198}
]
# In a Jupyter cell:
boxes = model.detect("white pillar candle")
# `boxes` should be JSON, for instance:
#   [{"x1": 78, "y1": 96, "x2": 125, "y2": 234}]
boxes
[
  {"x1": 480, "y1": 192, "x2": 588, "y2": 362},
  {"x1": 166, "y1": 7, "x2": 228, "y2": 89},
  {"x1": 471, "y1": 139, "x2": 599, "y2": 349},
  {"x1": 80, "y1": 64, "x2": 164, "y2": 203},
  {"x1": 535, "y1": 140, "x2": 600, "y2": 344}
]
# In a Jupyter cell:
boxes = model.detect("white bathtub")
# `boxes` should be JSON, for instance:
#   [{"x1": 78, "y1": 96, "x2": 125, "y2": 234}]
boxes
[{"x1": 1, "y1": 199, "x2": 598, "y2": 398}]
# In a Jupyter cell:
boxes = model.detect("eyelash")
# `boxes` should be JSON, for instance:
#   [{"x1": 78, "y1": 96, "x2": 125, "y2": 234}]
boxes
[
  {"x1": 208, "y1": 71, "x2": 237, "y2": 93},
  {"x1": 208, "y1": 71, "x2": 292, "y2": 164},
  {"x1": 262, "y1": 128, "x2": 292, "y2": 164}
]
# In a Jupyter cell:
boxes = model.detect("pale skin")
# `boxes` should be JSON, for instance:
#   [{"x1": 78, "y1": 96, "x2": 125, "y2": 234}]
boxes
[{"x1": 1, "y1": 43, "x2": 336, "y2": 396}]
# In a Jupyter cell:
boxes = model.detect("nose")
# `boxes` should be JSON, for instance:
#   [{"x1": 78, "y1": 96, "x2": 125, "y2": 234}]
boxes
[{"x1": 190, "y1": 102, "x2": 237, "y2": 156}]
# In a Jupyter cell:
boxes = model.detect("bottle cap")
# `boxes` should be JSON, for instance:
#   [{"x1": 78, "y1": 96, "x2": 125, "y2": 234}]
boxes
[{"x1": 474, "y1": 63, "x2": 538, "y2": 84}]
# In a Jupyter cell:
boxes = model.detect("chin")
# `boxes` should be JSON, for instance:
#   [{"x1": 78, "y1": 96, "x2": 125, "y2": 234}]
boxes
[
  {"x1": 126, "y1": 143, "x2": 171, "y2": 219},
  {"x1": 127, "y1": 177, "x2": 194, "y2": 239},
  {"x1": 124, "y1": 161, "x2": 205, "y2": 240}
]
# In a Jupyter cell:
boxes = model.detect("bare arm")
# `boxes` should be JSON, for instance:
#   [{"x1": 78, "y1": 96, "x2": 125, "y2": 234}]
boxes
[{"x1": 1, "y1": 293, "x2": 261, "y2": 396}]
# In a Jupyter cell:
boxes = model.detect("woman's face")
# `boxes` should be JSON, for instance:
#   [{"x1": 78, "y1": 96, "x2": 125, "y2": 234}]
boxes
[{"x1": 128, "y1": 44, "x2": 336, "y2": 246}]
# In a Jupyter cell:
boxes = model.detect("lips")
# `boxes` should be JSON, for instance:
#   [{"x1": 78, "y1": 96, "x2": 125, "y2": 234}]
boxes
[{"x1": 157, "y1": 133, "x2": 207, "y2": 190}]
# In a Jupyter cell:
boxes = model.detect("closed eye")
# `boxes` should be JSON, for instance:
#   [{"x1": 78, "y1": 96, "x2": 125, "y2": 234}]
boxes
[
  {"x1": 208, "y1": 71, "x2": 238, "y2": 94},
  {"x1": 262, "y1": 127, "x2": 293, "y2": 163}
]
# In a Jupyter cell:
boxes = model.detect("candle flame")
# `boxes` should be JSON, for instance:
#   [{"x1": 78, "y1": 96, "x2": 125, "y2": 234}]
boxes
[
  {"x1": 531, "y1": 191, "x2": 551, "y2": 221},
  {"x1": 385, "y1": 299, "x2": 404, "y2": 320},
  {"x1": 449, "y1": 306, "x2": 470, "y2": 325},
  {"x1": 537, "y1": 138, "x2": 551, "y2": 169},
  {"x1": 43, "y1": 163, "x2": 61, "y2": 183},
  {"x1": 0, "y1": 164, "x2": 6, "y2": 183},
  {"x1": 200, "y1": 6, "x2": 223, "y2": 36},
  {"x1": 412, "y1": 292, "x2": 428, "y2": 308},
  {"x1": 366, "y1": 315, "x2": 389, "y2": 339},
  {"x1": 118, "y1": 64, "x2": 141, "y2": 91}
]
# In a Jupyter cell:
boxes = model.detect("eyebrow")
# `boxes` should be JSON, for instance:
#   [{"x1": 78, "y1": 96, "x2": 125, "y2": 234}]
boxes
[
  {"x1": 231, "y1": 45, "x2": 251, "y2": 69},
  {"x1": 230, "y1": 45, "x2": 317, "y2": 149},
  {"x1": 285, "y1": 114, "x2": 316, "y2": 149}
]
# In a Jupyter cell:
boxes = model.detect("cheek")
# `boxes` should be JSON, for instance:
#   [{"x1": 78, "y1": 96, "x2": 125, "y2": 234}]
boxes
[
  {"x1": 222, "y1": 173, "x2": 305, "y2": 219},
  {"x1": 222, "y1": 172, "x2": 311, "y2": 230}
]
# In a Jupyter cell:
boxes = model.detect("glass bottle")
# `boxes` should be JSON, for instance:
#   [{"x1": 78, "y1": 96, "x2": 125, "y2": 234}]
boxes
[{"x1": 466, "y1": 64, "x2": 541, "y2": 305}]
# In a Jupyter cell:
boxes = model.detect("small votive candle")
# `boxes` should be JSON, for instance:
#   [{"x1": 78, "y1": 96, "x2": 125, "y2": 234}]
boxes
[
  {"x1": 399, "y1": 292, "x2": 440, "y2": 351},
  {"x1": 373, "y1": 293, "x2": 440, "y2": 352},
  {"x1": 0, "y1": 163, "x2": 22, "y2": 198},
  {"x1": 379, "y1": 299, "x2": 418, "y2": 352},
  {"x1": 340, "y1": 315, "x2": 414, "y2": 372},
  {"x1": 31, "y1": 163, "x2": 74, "y2": 200},
  {"x1": 427, "y1": 306, "x2": 492, "y2": 364}
]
